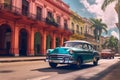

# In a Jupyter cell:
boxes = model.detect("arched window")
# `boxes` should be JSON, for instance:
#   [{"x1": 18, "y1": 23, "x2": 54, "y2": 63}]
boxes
[
  {"x1": 71, "y1": 22, "x2": 74, "y2": 33},
  {"x1": 76, "y1": 25, "x2": 79, "y2": 33}
]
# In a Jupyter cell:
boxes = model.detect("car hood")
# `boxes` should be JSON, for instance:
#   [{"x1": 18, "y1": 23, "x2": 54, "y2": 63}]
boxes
[{"x1": 50, "y1": 47, "x2": 84, "y2": 54}]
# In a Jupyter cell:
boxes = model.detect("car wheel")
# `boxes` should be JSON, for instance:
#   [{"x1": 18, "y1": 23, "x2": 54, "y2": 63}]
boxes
[
  {"x1": 76, "y1": 58, "x2": 82, "y2": 68},
  {"x1": 112, "y1": 56, "x2": 114, "y2": 59},
  {"x1": 49, "y1": 62, "x2": 57, "y2": 68},
  {"x1": 93, "y1": 57, "x2": 98, "y2": 66}
]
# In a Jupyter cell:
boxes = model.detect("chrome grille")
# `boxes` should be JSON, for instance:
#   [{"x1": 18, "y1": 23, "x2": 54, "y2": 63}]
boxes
[{"x1": 49, "y1": 54, "x2": 70, "y2": 60}]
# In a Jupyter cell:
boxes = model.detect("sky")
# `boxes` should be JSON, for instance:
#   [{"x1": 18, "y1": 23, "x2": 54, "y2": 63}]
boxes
[{"x1": 63, "y1": 0, "x2": 119, "y2": 39}]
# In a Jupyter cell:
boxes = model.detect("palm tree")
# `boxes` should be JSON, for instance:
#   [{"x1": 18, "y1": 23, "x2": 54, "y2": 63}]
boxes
[
  {"x1": 90, "y1": 18, "x2": 108, "y2": 41},
  {"x1": 102, "y1": 0, "x2": 120, "y2": 52},
  {"x1": 103, "y1": 36, "x2": 118, "y2": 52}
]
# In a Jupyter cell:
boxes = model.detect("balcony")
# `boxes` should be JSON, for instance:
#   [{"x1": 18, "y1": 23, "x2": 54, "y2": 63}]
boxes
[
  {"x1": 45, "y1": 17, "x2": 59, "y2": 27},
  {"x1": 0, "y1": 3, "x2": 72, "y2": 34}
]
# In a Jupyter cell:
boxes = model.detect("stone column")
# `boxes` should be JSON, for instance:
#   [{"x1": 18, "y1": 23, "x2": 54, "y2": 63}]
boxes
[
  {"x1": 51, "y1": 32, "x2": 56, "y2": 49},
  {"x1": 60, "y1": 35, "x2": 64, "y2": 47},
  {"x1": 41, "y1": 31, "x2": 46, "y2": 55},
  {"x1": 28, "y1": 27, "x2": 35, "y2": 56},
  {"x1": 11, "y1": 26, "x2": 19, "y2": 56}
]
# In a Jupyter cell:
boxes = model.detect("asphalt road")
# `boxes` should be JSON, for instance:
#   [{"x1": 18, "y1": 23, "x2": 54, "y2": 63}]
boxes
[{"x1": 0, "y1": 57, "x2": 119, "y2": 80}]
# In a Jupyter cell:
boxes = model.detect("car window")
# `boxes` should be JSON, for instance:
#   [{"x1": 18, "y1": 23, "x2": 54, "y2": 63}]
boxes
[
  {"x1": 83, "y1": 44, "x2": 88, "y2": 50},
  {"x1": 64, "y1": 42, "x2": 83, "y2": 48},
  {"x1": 88, "y1": 44, "x2": 93, "y2": 50}
]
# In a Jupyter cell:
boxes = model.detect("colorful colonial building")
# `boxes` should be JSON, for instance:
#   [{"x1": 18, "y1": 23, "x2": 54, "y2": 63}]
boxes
[
  {"x1": 0, "y1": 0, "x2": 71, "y2": 56},
  {"x1": 83, "y1": 18, "x2": 98, "y2": 50},
  {"x1": 70, "y1": 11, "x2": 85, "y2": 40}
]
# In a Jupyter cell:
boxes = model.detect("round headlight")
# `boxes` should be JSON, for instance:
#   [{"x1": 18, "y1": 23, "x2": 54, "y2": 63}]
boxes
[{"x1": 69, "y1": 50, "x2": 73, "y2": 54}]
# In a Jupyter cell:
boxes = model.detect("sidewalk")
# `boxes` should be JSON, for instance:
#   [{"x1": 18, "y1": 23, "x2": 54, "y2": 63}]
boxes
[
  {"x1": 100, "y1": 59, "x2": 120, "y2": 80},
  {"x1": 0, "y1": 56, "x2": 46, "y2": 63}
]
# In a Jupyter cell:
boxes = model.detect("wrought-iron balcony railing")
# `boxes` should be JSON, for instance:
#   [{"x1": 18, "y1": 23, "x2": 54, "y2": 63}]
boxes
[
  {"x1": 45, "y1": 17, "x2": 59, "y2": 27},
  {"x1": 0, "y1": 3, "x2": 72, "y2": 32}
]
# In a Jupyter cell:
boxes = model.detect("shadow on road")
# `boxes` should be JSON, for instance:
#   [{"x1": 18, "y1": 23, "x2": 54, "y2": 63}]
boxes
[
  {"x1": 31, "y1": 64, "x2": 96, "y2": 74},
  {"x1": 0, "y1": 70, "x2": 14, "y2": 73},
  {"x1": 74, "y1": 61, "x2": 120, "y2": 80}
]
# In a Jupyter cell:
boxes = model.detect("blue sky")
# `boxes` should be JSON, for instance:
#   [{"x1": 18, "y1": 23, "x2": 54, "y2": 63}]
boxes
[
  {"x1": 63, "y1": 0, "x2": 95, "y2": 18},
  {"x1": 63, "y1": 0, "x2": 119, "y2": 39}
]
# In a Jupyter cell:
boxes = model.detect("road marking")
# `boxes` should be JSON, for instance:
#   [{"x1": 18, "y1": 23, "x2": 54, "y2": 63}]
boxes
[{"x1": 27, "y1": 75, "x2": 51, "y2": 80}]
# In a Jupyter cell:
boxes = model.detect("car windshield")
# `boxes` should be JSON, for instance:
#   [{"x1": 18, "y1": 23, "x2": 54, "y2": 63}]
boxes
[{"x1": 64, "y1": 42, "x2": 83, "y2": 48}]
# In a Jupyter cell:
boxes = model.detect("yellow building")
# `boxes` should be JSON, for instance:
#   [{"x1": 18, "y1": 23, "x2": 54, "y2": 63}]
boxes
[
  {"x1": 82, "y1": 18, "x2": 98, "y2": 50},
  {"x1": 70, "y1": 11, "x2": 85, "y2": 40}
]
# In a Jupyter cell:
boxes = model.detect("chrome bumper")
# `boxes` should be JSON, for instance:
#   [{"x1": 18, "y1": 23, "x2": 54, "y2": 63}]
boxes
[{"x1": 46, "y1": 59, "x2": 76, "y2": 64}]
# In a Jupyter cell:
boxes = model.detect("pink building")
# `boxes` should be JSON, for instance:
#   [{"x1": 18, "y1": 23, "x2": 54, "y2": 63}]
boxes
[{"x1": 0, "y1": 0, "x2": 71, "y2": 56}]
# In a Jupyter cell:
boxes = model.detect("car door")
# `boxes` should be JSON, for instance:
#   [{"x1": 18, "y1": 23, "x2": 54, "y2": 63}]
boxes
[
  {"x1": 87, "y1": 44, "x2": 94, "y2": 60},
  {"x1": 81, "y1": 43, "x2": 90, "y2": 61}
]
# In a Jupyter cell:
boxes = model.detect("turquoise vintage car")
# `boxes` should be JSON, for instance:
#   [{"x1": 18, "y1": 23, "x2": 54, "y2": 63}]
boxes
[{"x1": 46, "y1": 40, "x2": 100, "y2": 68}]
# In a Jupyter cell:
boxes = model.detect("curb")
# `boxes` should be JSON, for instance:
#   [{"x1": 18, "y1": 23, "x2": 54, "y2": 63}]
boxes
[{"x1": 0, "y1": 58, "x2": 46, "y2": 63}]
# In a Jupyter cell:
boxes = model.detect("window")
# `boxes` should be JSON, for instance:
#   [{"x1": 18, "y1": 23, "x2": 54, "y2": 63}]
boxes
[
  {"x1": 71, "y1": 22, "x2": 74, "y2": 33},
  {"x1": 88, "y1": 44, "x2": 93, "y2": 50},
  {"x1": 22, "y1": 0, "x2": 29, "y2": 16},
  {"x1": 64, "y1": 19, "x2": 68, "y2": 30},
  {"x1": 47, "y1": 11, "x2": 52, "y2": 18},
  {"x1": 36, "y1": 7, "x2": 42, "y2": 20},
  {"x1": 4, "y1": 0, "x2": 12, "y2": 10},
  {"x1": 56, "y1": 16, "x2": 60, "y2": 24},
  {"x1": 83, "y1": 44, "x2": 88, "y2": 49},
  {"x1": 76, "y1": 25, "x2": 79, "y2": 33},
  {"x1": 81, "y1": 27, "x2": 83, "y2": 34}
]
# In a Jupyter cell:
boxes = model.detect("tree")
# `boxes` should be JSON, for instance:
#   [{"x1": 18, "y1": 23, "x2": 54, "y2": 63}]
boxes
[
  {"x1": 90, "y1": 18, "x2": 108, "y2": 41},
  {"x1": 103, "y1": 36, "x2": 118, "y2": 52},
  {"x1": 102, "y1": 0, "x2": 120, "y2": 53}
]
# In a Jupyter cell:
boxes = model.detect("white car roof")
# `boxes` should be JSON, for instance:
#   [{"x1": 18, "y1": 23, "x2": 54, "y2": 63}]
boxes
[{"x1": 65, "y1": 40, "x2": 91, "y2": 44}]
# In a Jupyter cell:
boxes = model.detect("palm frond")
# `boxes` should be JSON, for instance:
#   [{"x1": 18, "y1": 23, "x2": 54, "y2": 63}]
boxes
[{"x1": 101, "y1": 0, "x2": 116, "y2": 11}]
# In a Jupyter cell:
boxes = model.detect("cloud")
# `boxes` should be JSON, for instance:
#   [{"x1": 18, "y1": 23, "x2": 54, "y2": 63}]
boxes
[
  {"x1": 80, "y1": 0, "x2": 118, "y2": 30},
  {"x1": 111, "y1": 31, "x2": 119, "y2": 39}
]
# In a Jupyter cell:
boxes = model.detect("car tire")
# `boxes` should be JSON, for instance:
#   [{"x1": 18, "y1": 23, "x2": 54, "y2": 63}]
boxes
[
  {"x1": 93, "y1": 57, "x2": 98, "y2": 66},
  {"x1": 76, "y1": 58, "x2": 82, "y2": 69},
  {"x1": 49, "y1": 62, "x2": 57, "y2": 68}
]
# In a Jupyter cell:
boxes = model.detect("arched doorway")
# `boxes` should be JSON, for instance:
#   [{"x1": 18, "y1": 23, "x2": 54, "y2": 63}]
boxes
[
  {"x1": 19, "y1": 29, "x2": 28, "y2": 56},
  {"x1": 46, "y1": 35, "x2": 52, "y2": 50},
  {"x1": 56, "y1": 37, "x2": 60, "y2": 47},
  {"x1": 0, "y1": 24, "x2": 12, "y2": 56},
  {"x1": 34, "y1": 32, "x2": 41, "y2": 56}
]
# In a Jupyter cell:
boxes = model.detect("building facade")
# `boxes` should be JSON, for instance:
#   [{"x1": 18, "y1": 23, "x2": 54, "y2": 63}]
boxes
[
  {"x1": 0, "y1": 0, "x2": 71, "y2": 56},
  {"x1": 70, "y1": 11, "x2": 85, "y2": 40},
  {"x1": 83, "y1": 18, "x2": 98, "y2": 50}
]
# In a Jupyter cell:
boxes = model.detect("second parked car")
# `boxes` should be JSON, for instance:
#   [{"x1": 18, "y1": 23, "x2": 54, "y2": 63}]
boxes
[{"x1": 100, "y1": 49, "x2": 115, "y2": 59}]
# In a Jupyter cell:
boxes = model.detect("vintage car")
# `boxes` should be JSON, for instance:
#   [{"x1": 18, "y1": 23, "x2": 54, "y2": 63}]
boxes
[
  {"x1": 100, "y1": 49, "x2": 115, "y2": 59},
  {"x1": 46, "y1": 40, "x2": 100, "y2": 68}
]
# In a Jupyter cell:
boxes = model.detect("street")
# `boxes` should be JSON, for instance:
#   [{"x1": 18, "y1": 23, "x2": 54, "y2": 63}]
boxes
[{"x1": 0, "y1": 57, "x2": 119, "y2": 80}]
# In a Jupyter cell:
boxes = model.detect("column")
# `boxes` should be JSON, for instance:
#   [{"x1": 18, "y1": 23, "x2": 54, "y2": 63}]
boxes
[
  {"x1": 41, "y1": 31, "x2": 46, "y2": 55},
  {"x1": 51, "y1": 33, "x2": 56, "y2": 48},
  {"x1": 43, "y1": 5, "x2": 47, "y2": 19},
  {"x1": 60, "y1": 35, "x2": 64, "y2": 46},
  {"x1": 28, "y1": 27, "x2": 34, "y2": 56},
  {"x1": 61, "y1": 15, "x2": 64, "y2": 28},
  {"x1": 11, "y1": 26, "x2": 19, "y2": 56}
]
